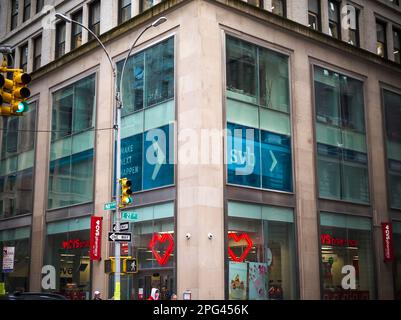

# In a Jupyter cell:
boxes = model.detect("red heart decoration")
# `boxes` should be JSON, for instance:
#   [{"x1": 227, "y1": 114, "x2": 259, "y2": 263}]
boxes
[
  {"x1": 149, "y1": 233, "x2": 174, "y2": 265},
  {"x1": 228, "y1": 233, "x2": 253, "y2": 262}
]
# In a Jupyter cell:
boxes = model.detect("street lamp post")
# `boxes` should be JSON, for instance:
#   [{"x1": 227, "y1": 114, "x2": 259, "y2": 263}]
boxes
[{"x1": 55, "y1": 12, "x2": 167, "y2": 300}]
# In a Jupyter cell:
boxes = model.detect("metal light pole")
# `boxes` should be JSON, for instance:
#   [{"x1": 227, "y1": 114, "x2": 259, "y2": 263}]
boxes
[{"x1": 55, "y1": 13, "x2": 167, "y2": 300}]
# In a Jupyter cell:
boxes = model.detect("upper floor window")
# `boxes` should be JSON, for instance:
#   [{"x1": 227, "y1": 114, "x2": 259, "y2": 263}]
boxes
[
  {"x1": 23, "y1": 0, "x2": 31, "y2": 22},
  {"x1": 11, "y1": 0, "x2": 18, "y2": 30},
  {"x1": 55, "y1": 22, "x2": 66, "y2": 59},
  {"x1": 119, "y1": 0, "x2": 132, "y2": 24},
  {"x1": 346, "y1": 5, "x2": 360, "y2": 47},
  {"x1": 308, "y1": 0, "x2": 321, "y2": 31},
  {"x1": 328, "y1": 0, "x2": 341, "y2": 39},
  {"x1": 271, "y1": 0, "x2": 286, "y2": 17},
  {"x1": 383, "y1": 89, "x2": 401, "y2": 209},
  {"x1": 377, "y1": 20, "x2": 387, "y2": 58},
  {"x1": 33, "y1": 35, "x2": 42, "y2": 71},
  {"x1": 89, "y1": 0, "x2": 101, "y2": 40},
  {"x1": 394, "y1": 28, "x2": 401, "y2": 64},
  {"x1": 20, "y1": 43, "x2": 28, "y2": 72},
  {"x1": 71, "y1": 10, "x2": 83, "y2": 50},
  {"x1": 0, "y1": 102, "x2": 37, "y2": 218},
  {"x1": 314, "y1": 67, "x2": 369, "y2": 204},
  {"x1": 388, "y1": 0, "x2": 400, "y2": 6},
  {"x1": 36, "y1": 0, "x2": 44, "y2": 13}
]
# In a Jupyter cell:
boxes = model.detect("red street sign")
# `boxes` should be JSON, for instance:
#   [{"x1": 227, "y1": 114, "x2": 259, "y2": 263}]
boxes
[
  {"x1": 382, "y1": 222, "x2": 394, "y2": 262},
  {"x1": 90, "y1": 216, "x2": 103, "y2": 261},
  {"x1": 121, "y1": 242, "x2": 129, "y2": 255}
]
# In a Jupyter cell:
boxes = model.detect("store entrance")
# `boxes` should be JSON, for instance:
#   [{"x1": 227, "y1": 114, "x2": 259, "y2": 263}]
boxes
[{"x1": 131, "y1": 268, "x2": 175, "y2": 300}]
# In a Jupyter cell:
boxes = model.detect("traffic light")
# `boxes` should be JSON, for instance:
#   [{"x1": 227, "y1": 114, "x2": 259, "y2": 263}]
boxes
[
  {"x1": 124, "y1": 258, "x2": 138, "y2": 273},
  {"x1": 11, "y1": 70, "x2": 31, "y2": 114},
  {"x1": 120, "y1": 178, "x2": 133, "y2": 206},
  {"x1": 0, "y1": 57, "x2": 31, "y2": 116}
]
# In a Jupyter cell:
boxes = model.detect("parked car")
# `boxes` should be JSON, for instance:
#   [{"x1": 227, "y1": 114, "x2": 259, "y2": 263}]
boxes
[{"x1": 0, "y1": 291, "x2": 68, "y2": 300}]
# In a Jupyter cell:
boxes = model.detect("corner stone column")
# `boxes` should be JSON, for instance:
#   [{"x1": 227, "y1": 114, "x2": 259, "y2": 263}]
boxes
[
  {"x1": 29, "y1": 84, "x2": 52, "y2": 291},
  {"x1": 176, "y1": 3, "x2": 225, "y2": 300},
  {"x1": 292, "y1": 51, "x2": 321, "y2": 299},
  {"x1": 366, "y1": 74, "x2": 394, "y2": 300}
]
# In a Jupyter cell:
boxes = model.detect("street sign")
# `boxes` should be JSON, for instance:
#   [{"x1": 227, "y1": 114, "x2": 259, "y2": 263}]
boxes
[
  {"x1": 113, "y1": 222, "x2": 129, "y2": 232},
  {"x1": 108, "y1": 232, "x2": 132, "y2": 242},
  {"x1": 121, "y1": 211, "x2": 138, "y2": 221},
  {"x1": 104, "y1": 201, "x2": 117, "y2": 211}
]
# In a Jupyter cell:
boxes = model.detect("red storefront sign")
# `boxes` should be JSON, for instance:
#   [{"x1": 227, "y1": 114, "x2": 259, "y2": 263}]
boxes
[
  {"x1": 62, "y1": 239, "x2": 90, "y2": 250},
  {"x1": 149, "y1": 233, "x2": 174, "y2": 266},
  {"x1": 321, "y1": 234, "x2": 358, "y2": 247},
  {"x1": 90, "y1": 216, "x2": 103, "y2": 261},
  {"x1": 228, "y1": 233, "x2": 253, "y2": 262},
  {"x1": 381, "y1": 222, "x2": 394, "y2": 262}
]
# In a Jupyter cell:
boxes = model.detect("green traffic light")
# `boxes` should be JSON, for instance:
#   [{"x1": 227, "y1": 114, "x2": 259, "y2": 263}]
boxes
[{"x1": 16, "y1": 101, "x2": 29, "y2": 113}]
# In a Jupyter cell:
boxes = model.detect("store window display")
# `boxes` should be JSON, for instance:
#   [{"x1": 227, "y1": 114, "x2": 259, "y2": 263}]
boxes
[
  {"x1": 227, "y1": 201, "x2": 297, "y2": 300},
  {"x1": 0, "y1": 227, "x2": 30, "y2": 294},
  {"x1": 44, "y1": 217, "x2": 91, "y2": 299},
  {"x1": 109, "y1": 202, "x2": 175, "y2": 300},
  {"x1": 320, "y1": 212, "x2": 375, "y2": 299}
]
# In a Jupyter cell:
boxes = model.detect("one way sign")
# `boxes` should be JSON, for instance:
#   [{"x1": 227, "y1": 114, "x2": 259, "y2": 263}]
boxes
[{"x1": 108, "y1": 232, "x2": 132, "y2": 242}]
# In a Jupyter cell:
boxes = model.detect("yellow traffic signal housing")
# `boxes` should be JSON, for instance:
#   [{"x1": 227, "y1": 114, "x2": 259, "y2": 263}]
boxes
[
  {"x1": 120, "y1": 178, "x2": 133, "y2": 206},
  {"x1": 12, "y1": 70, "x2": 31, "y2": 114},
  {"x1": 104, "y1": 257, "x2": 127, "y2": 273},
  {"x1": 0, "y1": 58, "x2": 31, "y2": 116}
]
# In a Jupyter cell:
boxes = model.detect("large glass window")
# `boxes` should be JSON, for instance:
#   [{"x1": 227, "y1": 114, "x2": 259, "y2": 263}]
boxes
[
  {"x1": 394, "y1": 222, "x2": 401, "y2": 300},
  {"x1": 44, "y1": 217, "x2": 91, "y2": 299},
  {"x1": 226, "y1": 36, "x2": 292, "y2": 193},
  {"x1": 36, "y1": 0, "x2": 44, "y2": 13},
  {"x1": 320, "y1": 212, "x2": 375, "y2": 300},
  {"x1": 109, "y1": 202, "x2": 175, "y2": 300},
  {"x1": 48, "y1": 75, "x2": 96, "y2": 209},
  {"x1": 314, "y1": 66, "x2": 369, "y2": 204},
  {"x1": 117, "y1": 37, "x2": 174, "y2": 193},
  {"x1": 0, "y1": 103, "x2": 36, "y2": 219},
  {"x1": 227, "y1": 202, "x2": 297, "y2": 300},
  {"x1": 383, "y1": 89, "x2": 401, "y2": 209},
  {"x1": 0, "y1": 227, "x2": 31, "y2": 294}
]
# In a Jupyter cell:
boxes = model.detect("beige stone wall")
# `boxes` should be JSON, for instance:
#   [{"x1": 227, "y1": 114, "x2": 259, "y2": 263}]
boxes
[{"x1": 2, "y1": 0, "x2": 401, "y2": 299}]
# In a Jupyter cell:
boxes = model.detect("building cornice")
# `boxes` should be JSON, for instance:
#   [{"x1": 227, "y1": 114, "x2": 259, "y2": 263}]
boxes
[{"x1": 31, "y1": 0, "x2": 401, "y2": 82}]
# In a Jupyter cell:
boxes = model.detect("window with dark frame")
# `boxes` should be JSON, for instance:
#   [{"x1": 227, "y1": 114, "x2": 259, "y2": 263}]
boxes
[
  {"x1": 388, "y1": 0, "x2": 400, "y2": 6},
  {"x1": 271, "y1": 0, "x2": 286, "y2": 17},
  {"x1": 394, "y1": 28, "x2": 401, "y2": 64},
  {"x1": 71, "y1": 10, "x2": 83, "y2": 50},
  {"x1": 308, "y1": 0, "x2": 321, "y2": 31},
  {"x1": 6, "y1": 51, "x2": 15, "y2": 80},
  {"x1": 346, "y1": 6, "x2": 360, "y2": 47},
  {"x1": 23, "y1": 0, "x2": 31, "y2": 22},
  {"x1": 36, "y1": 0, "x2": 44, "y2": 13},
  {"x1": 377, "y1": 20, "x2": 387, "y2": 58},
  {"x1": 119, "y1": 0, "x2": 132, "y2": 24},
  {"x1": 20, "y1": 44, "x2": 28, "y2": 72},
  {"x1": 55, "y1": 22, "x2": 66, "y2": 59},
  {"x1": 89, "y1": 0, "x2": 101, "y2": 41},
  {"x1": 33, "y1": 35, "x2": 42, "y2": 71},
  {"x1": 328, "y1": 0, "x2": 341, "y2": 39},
  {"x1": 11, "y1": 0, "x2": 19, "y2": 30}
]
